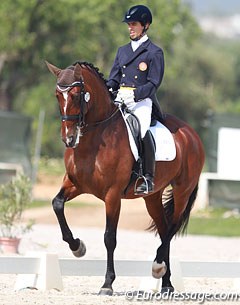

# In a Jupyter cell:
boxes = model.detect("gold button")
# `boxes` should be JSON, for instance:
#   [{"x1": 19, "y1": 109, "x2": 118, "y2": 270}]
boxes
[
  {"x1": 123, "y1": 65, "x2": 126, "y2": 68},
  {"x1": 122, "y1": 74, "x2": 125, "y2": 77},
  {"x1": 134, "y1": 75, "x2": 138, "y2": 79}
]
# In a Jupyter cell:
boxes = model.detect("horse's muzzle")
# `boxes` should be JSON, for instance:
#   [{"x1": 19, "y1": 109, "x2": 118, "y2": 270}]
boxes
[{"x1": 63, "y1": 135, "x2": 77, "y2": 148}]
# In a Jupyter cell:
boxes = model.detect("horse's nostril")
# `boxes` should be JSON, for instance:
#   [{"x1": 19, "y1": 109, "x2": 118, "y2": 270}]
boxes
[{"x1": 64, "y1": 136, "x2": 75, "y2": 147}]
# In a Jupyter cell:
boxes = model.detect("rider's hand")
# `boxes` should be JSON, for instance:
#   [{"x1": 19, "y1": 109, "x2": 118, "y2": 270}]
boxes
[
  {"x1": 108, "y1": 87, "x2": 117, "y2": 100},
  {"x1": 115, "y1": 88, "x2": 136, "y2": 108}
]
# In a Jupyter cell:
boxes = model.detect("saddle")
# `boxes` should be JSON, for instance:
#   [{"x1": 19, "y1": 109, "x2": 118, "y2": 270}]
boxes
[{"x1": 123, "y1": 94, "x2": 164, "y2": 153}]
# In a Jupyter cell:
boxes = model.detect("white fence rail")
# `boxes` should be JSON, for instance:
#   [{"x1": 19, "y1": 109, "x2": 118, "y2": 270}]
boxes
[
  {"x1": 1, "y1": 256, "x2": 240, "y2": 278},
  {"x1": 0, "y1": 254, "x2": 239, "y2": 291}
]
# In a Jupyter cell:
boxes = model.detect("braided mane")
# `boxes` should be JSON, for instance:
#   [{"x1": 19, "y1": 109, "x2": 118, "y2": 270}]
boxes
[{"x1": 73, "y1": 61, "x2": 107, "y2": 84}]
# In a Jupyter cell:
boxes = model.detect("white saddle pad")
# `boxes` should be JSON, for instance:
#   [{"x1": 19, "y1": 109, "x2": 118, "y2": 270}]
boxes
[{"x1": 122, "y1": 111, "x2": 176, "y2": 161}]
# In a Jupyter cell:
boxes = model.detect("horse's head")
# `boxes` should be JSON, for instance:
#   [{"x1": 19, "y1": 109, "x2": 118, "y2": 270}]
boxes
[{"x1": 46, "y1": 61, "x2": 93, "y2": 148}]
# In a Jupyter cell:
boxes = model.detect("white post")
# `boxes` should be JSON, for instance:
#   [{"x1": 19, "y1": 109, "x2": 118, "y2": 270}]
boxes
[
  {"x1": 233, "y1": 257, "x2": 240, "y2": 291},
  {"x1": 170, "y1": 256, "x2": 185, "y2": 292},
  {"x1": 194, "y1": 173, "x2": 209, "y2": 210},
  {"x1": 14, "y1": 252, "x2": 63, "y2": 291},
  {"x1": 138, "y1": 256, "x2": 184, "y2": 292}
]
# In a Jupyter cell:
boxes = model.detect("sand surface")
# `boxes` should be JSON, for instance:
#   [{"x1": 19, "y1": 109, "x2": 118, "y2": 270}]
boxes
[
  {"x1": 1, "y1": 224, "x2": 240, "y2": 305},
  {"x1": 0, "y1": 184, "x2": 239, "y2": 304}
]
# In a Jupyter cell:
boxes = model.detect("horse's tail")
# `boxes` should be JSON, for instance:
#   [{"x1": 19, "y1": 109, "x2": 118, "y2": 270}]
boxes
[
  {"x1": 147, "y1": 184, "x2": 198, "y2": 235},
  {"x1": 177, "y1": 184, "x2": 198, "y2": 235},
  {"x1": 147, "y1": 186, "x2": 174, "y2": 235}
]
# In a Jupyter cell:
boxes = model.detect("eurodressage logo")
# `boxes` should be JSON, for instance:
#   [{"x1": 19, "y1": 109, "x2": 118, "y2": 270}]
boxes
[{"x1": 125, "y1": 290, "x2": 240, "y2": 303}]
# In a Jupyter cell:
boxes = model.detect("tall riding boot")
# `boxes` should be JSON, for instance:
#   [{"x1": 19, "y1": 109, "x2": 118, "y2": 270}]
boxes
[{"x1": 136, "y1": 130, "x2": 156, "y2": 194}]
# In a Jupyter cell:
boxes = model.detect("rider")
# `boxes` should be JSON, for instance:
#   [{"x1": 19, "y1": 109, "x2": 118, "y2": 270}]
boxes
[{"x1": 107, "y1": 5, "x2": 165, "y2": 194}]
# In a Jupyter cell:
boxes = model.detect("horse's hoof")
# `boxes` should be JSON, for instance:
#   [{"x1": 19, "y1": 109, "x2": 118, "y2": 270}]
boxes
[
  {"x1": 72, "y1": 239, "x2": 86, "y2": 257},
  {"x1": 152, "y1": 261, "x2": 167, "y2": 279},
  {"x1": 161, "y1": 286, "x2": 174, "y2": 293},
  {"x1": 98, "y1": 288, "x2": 113, "y2": 296}
]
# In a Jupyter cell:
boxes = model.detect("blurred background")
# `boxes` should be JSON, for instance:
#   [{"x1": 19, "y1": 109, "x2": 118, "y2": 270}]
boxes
[{"x1": 0, "y1": 0, "x2": 240, "y2": 235}]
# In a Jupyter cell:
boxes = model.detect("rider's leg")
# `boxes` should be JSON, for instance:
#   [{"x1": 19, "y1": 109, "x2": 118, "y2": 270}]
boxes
[
  {"x1": 131, "y1": 98, "x2": 152, "y2": 137},
  {"x1": 131, "y1": 98, "x2": 156, "y2": 194},
  {"x1": 136, "y1": 130, "x2": 156, "y2": 194}
]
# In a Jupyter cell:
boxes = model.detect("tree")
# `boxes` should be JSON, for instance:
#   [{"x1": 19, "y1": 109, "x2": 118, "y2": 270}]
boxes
[
  {"x1": 0, "y1": 0, "x2": 213, "y2": 157},
  {"x1": 0, "y1": 0, "x2": 37, "y2": 109},
  {"x1": 161, "y1": 36, "x2": 236, "y2": 130}
]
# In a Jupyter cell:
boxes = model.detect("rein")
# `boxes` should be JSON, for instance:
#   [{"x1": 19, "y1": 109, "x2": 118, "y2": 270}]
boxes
[
  {"x1": 57, "y1": 80, "x2": 120, "y2": 135},
  {"x1": 80, "y1": 107, "x2": 120, "y2": 135}
]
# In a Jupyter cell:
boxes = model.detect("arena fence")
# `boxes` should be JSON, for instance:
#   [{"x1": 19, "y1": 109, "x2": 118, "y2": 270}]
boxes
[{"x1": 0, "y1": 253, "x2": 239, "y2": 291}]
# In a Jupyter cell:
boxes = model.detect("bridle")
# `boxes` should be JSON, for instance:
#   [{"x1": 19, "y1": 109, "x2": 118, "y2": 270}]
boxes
[
  {"x1": 57, "y1": 80, "x2": 87, "y2": 128},
  {"x1": 56, "y1": 79, "x2": 119, "y2": 136}
]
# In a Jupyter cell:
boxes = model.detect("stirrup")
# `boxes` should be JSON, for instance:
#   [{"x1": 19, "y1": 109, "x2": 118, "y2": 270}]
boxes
[{"x1": 134, "y1": 176, "x2": 154, "y2": 195}]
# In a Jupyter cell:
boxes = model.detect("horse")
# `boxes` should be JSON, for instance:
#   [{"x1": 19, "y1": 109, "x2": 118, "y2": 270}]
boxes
[{"x1": 46, "y1": 60, "x2": 205, "y2": 295}]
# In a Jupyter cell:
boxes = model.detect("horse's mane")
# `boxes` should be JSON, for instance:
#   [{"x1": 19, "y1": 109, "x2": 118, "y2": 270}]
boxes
[{"x1": 73, "y1": 61, "x2": 107, "y2": 84}]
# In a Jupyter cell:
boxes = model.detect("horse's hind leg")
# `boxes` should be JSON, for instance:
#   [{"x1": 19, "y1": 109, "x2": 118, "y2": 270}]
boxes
[
  {"x1": 144, "y1": 192, "x2": 174, "y2": 291},
  {"x1": 52, "y1": 180, "x2": 86, "y2": 257},
  {"x1": 153, "y1": 184, "x2": 199, "y2": 290}
]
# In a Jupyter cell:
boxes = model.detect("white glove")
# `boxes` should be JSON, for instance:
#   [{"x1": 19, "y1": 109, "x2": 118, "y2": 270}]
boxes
[{"x1": 115, "y1": 88, "x2": 136, "y2": 108}]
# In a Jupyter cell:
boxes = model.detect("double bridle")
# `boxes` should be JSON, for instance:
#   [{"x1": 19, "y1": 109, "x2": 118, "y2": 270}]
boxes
[
  {"x1": 57, "y1": 80, "x2": 87, "y2": 127},
  {"x1": 56, "y1": 80, "x2": 119, "y2": 135}
]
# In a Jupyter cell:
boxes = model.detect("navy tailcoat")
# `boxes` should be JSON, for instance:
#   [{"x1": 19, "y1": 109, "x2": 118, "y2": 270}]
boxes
[{"x1": 107, "y1": 39, "x2": 164, "y2": 119}]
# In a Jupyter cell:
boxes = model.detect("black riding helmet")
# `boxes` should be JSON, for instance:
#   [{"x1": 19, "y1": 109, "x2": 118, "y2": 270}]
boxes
[{"x1": 122, "y1": 5, "x2": 152, "y2": 25}]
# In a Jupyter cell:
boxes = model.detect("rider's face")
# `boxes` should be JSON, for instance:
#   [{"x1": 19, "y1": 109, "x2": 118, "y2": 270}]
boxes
[{"x1": 127, "y1": 21, "x2": 144, "y2": 40}]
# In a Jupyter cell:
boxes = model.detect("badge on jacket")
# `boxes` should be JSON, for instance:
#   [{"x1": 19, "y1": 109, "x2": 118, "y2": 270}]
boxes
[{"x1": 139, "y1": 62, "x2": 148, "y2": 71}]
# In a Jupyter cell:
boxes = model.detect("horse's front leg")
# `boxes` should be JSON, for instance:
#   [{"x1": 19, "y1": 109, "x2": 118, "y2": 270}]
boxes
[
  {"x1": 99, "y1": 196, "x2": 121, "y2": 296},
  {"x1": 52, "y1": 182, "x2": 86, "y2": 257}
]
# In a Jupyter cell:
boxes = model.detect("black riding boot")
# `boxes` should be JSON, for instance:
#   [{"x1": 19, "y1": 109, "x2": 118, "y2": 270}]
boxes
[{"x1": 136, "y1": 130, "x2": 156, "y2": 195}]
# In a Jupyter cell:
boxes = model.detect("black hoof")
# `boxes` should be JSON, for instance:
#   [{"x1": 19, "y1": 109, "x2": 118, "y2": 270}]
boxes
[
  {"x1": 161, "y1": 286, "x2": 174, "y2": 293},
  {"x1": 98, "y1": 288, "x2": 113, "y2": 296}
]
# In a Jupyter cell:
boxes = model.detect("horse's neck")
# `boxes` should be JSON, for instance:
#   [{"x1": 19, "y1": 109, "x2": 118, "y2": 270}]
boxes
[
  {"x1": 83, "y1": 68, "x2": 116, "y2": 122},
  {"x1": 88, "y1": 82, "x2": 114, "y2": 120}
]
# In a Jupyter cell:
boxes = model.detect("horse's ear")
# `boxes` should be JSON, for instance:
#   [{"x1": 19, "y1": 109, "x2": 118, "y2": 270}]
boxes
[
  {"x1": 45, "y1": 61, "x2": 61, "y2": 77},
  {"x1": 74, "y1": 63, "x2": 83, "y2": 80}
]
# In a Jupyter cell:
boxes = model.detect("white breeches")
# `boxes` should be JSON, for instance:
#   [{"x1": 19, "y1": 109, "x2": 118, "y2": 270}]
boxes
[{"x1": 127, "y1": 98, "x2": 152, "y2": 138}]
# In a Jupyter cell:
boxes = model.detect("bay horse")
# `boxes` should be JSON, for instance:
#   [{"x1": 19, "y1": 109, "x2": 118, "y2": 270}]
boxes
[{"x1": 46, "y1": 60, "x2": 205, "y2": 295}]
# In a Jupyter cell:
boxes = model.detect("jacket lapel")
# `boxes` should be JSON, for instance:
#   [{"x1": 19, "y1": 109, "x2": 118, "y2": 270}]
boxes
[{"x1": 122, "y1": 40, "x2": 151, "y2": 66}]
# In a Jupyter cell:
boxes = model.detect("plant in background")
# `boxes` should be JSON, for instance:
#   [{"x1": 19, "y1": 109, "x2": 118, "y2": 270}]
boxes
[{"x1": 0, "y1": 174, "x2": 34, "y2": 238}]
